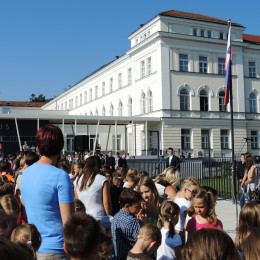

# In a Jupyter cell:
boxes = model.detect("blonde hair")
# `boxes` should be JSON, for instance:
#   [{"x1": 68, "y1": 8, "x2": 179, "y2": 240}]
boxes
[
  {"x1": 19, "y1": 157, "x2": 26, "y2": 168},
  {"x1": 177, "y1": 177, "x2": 200, "y2": 197},
  {"x1": 154, "y1": 166, "x2": 180, "y2": 188},
  {"x1": 0, "y1": 194, "x2": 20, "y2": 225},
  {"x1": 188, "y1": 188, "x2": 217, "y2": 225},
  {"x1": 11, "y1": 224, "x2": 42, "y2": 252},
  {"x1": 137, "y1": 224, "x2": 161, "y2": 245},
  {"x1": 235, "y1": 202, "x2": 260, "y2": 251},
  {"x1": 159, "y1": 200, "x2": 180, "y2": 238},
  {"x1": 127, "y1": 168, "x2": 137, "y2": 176},
  {"x1": 242, "y1": 228, "x2": 260, "y2": 260}
]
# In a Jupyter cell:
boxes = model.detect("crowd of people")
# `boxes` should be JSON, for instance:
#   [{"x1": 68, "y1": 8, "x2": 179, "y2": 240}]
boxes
[{"x1": 0, "y1": 125, "x2": 259, "y2": 260}]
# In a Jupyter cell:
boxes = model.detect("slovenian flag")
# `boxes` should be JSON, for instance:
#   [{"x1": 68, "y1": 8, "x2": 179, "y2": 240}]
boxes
[{"x1": 224, "y1": 21, "x2": 232, "y2": 106}]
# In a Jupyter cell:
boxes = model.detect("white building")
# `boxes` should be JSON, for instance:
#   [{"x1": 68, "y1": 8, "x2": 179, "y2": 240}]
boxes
[{"x1": 2, "y1": 10, "x2": 260, "y2": 157}]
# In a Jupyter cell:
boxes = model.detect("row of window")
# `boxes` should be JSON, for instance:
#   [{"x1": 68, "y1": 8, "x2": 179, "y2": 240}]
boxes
[
  {"x1": 181, "y1": 129, "x2": 259, "y2": 150},
  {"x1": 135, "y1": 30, "x2": 151, "y2": 45},
  {"x1": 180, "y1": 87, "x2": 258, "y2": 113},
  {"x1": 57, "y1": 58, "x2": 152, "y2": 111},
  {"x1": 86, "y1": 90, "x2": 153, "y2": 117},
  {"x1": 179, "y1": 54, "x2": 257, "y2": 77},
  {"x1": 168, "y1": 23, "x2": 228, "y2": 40}
]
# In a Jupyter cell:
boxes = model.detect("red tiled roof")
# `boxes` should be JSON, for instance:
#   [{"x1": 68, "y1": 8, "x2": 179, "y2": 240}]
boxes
[
  {"x1": 160, "y1": 10, "x2": 242, "y2": 27},
  {"x1": 0, "y1": 101, "x2": 46, "y2": 107},
  {"x1": 243, "y1": 34, "x2": 260, "y2": 44}
]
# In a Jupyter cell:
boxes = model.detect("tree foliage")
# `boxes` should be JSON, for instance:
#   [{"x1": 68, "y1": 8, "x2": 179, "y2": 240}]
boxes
[{"x1": 29, "y1": 93, "x2": 52, "y2": 102}]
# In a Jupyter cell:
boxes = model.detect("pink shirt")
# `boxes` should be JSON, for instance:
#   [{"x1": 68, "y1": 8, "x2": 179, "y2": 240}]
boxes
[{"x1": 186, "y1": 216, "x2": 223, "y2": 234}]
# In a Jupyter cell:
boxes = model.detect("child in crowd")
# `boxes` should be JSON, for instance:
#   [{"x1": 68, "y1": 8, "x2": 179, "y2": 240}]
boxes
[
  {"x1": 157, "y1": 201, "x2": 182, "y2": 260},
  {"x1": 182, "y1": 228, "x2": 239, "y2": 260},
  {"x1": 186, "y1": 188, "x2": 223, "y2": 237},
  {"x1": 110, "y1": 172, "x2": 123, "y2": 216},
  {"x1": 74, "y1": 198, "x2": 86, "y2": 212},
  {"x1": 201, "y1": 185, "x2": 218, "y2": 202},
  {"x1": 11, "y1": 224, "x2": 42, "y2": 253},
  {"x1": 0, "y1": 194, "x2": 21, "y2": 228},
  {"x1": 63, "y1": 212, "x2": 101, "y2": 260},
  {"x1": 235, "y1": 202, "x2": 260, "y2": 252},
  {"x1": 174, "y1": 178, "x2": 200, "y2": 243},
  {"x1": 116, "y1": 167, "x2": 127, "y2": 187},
  {"x1": 242, "y1": 228, "x2": 260, "y2": 260},
  {"x1": 137, "y1": 170, "x2": 149, "y2": 179},
  {"x1": 0, "y1": 209, "x2": 13, "y2": 239},
  {"x1": 100, "y1": 215, "x2": 113, "y2": 236},
  {"x1": 0, "y1": 236, "x2": 34, "y2": 260},
  {"x1": 123, "y1": 168, "x2": 139, "y2": 190},
  {"x1": 127, "y1": 224, "x2": 161, "y2": 260},
  {"x1": 99, "y1": 232, "x2": 113, "y2": 260},
  {"x1": 112, "y1": 188, "x2": 147, "y2": 260},
  {"x1": 138, "y1": 176, "x2": 160, "y2": 225}
]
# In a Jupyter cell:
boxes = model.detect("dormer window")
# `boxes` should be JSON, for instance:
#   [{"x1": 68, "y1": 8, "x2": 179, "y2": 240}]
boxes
[
  {"x1": 220, "y1": 32, "x2": 224, "y2": 40},
  {"x1": 168, "y1": 23, "x2": 173, "y2": 33},
  {"x1": 208, "y1": 31, "x2": 212, "y2": 38},
  {"x1": 201, "y1": 29, "x2": 205, "y2": 37},
  {"x1": 193, "y1": 28, "x2": 198, "y2": 36}
]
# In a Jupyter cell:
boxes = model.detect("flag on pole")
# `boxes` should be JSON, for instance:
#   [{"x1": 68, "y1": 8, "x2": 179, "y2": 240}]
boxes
[{"x1": 224, "y1": 21, "x2": 232, "y2": 106}]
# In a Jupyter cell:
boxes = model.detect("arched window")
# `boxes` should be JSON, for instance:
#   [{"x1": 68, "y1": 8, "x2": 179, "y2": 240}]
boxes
[
  {"x1": 80, "y1": 94, "x2": 82, "y2": 106},
  {"x1": 249, "y1": 93, "x2": 257, "y2": 113},
  {"x1": 110, "y1": 104, "x2": 114, "y2": 116},
  {"x1": 118, "y1": 101, "x2": 123, "y2": 116},
  {"x1": 200, "y1": 89, "x2": 208, "y2": 111},
  {"x1": 102, "y1": 106, "x2": 106, "y2": 116},
  {"x1": 147, "y1": 90, "x2": 153, "y2": 112},
  {"x1": 219, "y1": 91, "x2": 226, "y2": 112},
  {"x1": 140, "y1": 92, "x2": 146, "y2": 114},
  {"x1": 128, "y1": 97, "x2": 132, "y2": 116},
  {"x1": 180, "y1": 88, "x2": 190, "y2": 111}
]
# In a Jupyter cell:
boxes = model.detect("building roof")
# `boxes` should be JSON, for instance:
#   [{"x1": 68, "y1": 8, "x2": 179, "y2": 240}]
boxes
[
  {"x1": 243, "y1": 34, "x2": 260, "y2": 44},
  {"x1": 160, "y1": 10, "x2": 243, "y2": 27},
  {"x1": 0, "y1": 101, "x2": 46, "y2": 107}
]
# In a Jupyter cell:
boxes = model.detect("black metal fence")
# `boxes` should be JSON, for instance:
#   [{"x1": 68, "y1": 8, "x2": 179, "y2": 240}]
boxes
[{"x1": 126, "y1": 158, "x2": 243, "y2": 200}]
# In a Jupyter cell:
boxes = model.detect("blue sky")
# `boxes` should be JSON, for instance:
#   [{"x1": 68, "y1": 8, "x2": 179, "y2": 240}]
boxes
[{"x1": 0, "y1": 0, "x2": 259, "y2": 101}]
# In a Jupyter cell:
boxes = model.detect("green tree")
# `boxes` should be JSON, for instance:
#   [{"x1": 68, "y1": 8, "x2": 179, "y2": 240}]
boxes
[{"x1": 29, "y1": 94, "x2": 52, "y2": 102}]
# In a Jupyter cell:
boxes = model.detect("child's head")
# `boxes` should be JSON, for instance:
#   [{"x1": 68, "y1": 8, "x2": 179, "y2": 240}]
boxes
[
  {"x1": 0, "y1": 194, "x2": 20, "y2": 227},
  {"x1": 0, "y1": 209, "x2": 13, "y2": 239},
  {"x1": 119, "y1": 188, "x2": 142, "y2": 215},
  {"x1": 0, "y1": 162, "x2": 11, "y2": 173},
  {"x1": 112, "y1": 174, "x2": 121, "y2": 187},
  {"x1": 188, "y1": 188, "x2": 217, "y2": 225},
  {"x1": 0, "y1": 181, "x2": 15, "y2": 197},
  {"x1": 235, "y1": 202, "x2": 260, "y2": 251},
  {"x1": 10, "y1": 224, "x2": 42, "y2": 252},
  {"x1": 136, "y1": 224, "x2": 162, "y2": 256},
  {"x1": 159, "y1": 200, "x2": 180, "y2": 238},
  {"x1": 74, "y1": 162, "x2": 85, "y2": 176},
  {"x1": 103, "y1": 169, "x2": 113, "y2": 186},
  {"x1": 137, "y1": 170, "x2": 149, "y2": 179},
  {"x1": 115, "y1": 167, "x2": 127, "y2": 181},
  {"x1": 126, "y1": 168, "x2": 137, "y2": 178},
  {"x1": 0, "y1": 236, "x2": 34, "y2": 260},
  {"x1": 99, "y1": 232, "x2": 113, "y2": 260},
  {"x1": 182, "y1": 228, "x2": 239, "y2": 260},
  {"x1": 242, "y1": 228, "x2": 260, "y2": 260},
  {"x1": 201, "y1": 186, "x2": 218, "y2": 202},
  {"x1": 74, "y1": 198, "x2": 86, "y2": 213},
  {"x1": 137, "y1": 176, "x2": 159, "y2": 205},
  {"x1": 63, "y1": 212, "x2": 101, "y2": 259},
  {"x1": 178, "y1": 177, "x2": 200, "y2": 200},
  {"x1": 125, "y1": 174, "x2": 139, "y2": 190},
  {"x1": 155, "y1": 166, "x2": 180, "y2": 188}
]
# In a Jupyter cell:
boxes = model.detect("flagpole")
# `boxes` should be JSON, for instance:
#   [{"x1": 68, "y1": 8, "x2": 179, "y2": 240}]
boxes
[{"x1": 227, "y1": 20, "x2": 238, "y2": 227}]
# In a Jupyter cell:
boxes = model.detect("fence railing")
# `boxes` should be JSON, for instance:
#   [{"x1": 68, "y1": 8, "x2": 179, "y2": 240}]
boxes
[{"x1": 126, "y1": 158, "x2": 245, "y2": 200}]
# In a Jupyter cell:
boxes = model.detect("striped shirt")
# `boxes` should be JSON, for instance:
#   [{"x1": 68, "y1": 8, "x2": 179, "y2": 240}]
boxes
[{"x1": 112, "y1": 209, "x2": 141, "y2": 260}]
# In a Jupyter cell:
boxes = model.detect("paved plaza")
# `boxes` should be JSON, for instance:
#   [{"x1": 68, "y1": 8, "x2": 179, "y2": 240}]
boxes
[{"x1": 215, "y1": 199, "x2": 240, "y2": 241}]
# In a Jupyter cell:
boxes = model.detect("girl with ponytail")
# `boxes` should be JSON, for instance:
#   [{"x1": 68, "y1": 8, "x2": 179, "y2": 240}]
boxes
[
  {"x1": 186, "y1": 188, "x2": 223, "y2": 238},
  {"x1": 156, "y1": 200, "x2": 182, "y2": 260}
]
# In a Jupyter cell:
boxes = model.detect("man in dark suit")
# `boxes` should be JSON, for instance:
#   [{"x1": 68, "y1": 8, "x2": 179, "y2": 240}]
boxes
[
  {"x1": 106, "y1": 151, "x2": 115, "y2": 172},
  {"x1": 166, "y1": 147, "x2": 180, "y2": 169}
]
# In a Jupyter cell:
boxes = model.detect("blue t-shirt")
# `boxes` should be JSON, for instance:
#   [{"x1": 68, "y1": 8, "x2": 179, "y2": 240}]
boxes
[{"x1": 21, "y1": 163, "x2": 74, "y2": 253}]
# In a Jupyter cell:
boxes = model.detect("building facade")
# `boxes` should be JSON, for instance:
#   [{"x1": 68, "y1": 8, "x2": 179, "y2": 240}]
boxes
[{"x1": 2, "y1": 10, "x2": 260, "y2": 157}]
